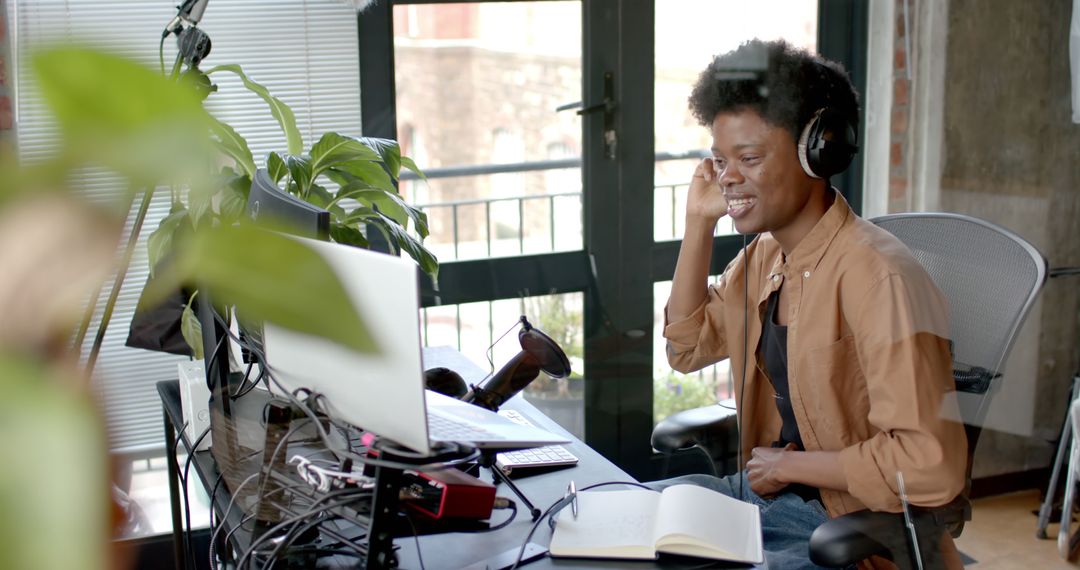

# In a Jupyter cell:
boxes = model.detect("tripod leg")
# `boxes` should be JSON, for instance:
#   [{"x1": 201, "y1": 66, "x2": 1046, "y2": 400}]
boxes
[
  {"x1": 1038, "y1": 375, "x2": 1080, "y2": 538},
  {"x1": 490, "y1": 466, "x2": 542, "y2": 521}
]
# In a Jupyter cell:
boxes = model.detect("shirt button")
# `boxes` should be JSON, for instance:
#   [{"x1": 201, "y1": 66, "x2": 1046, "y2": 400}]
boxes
[
  {"x1": 803, "y1": 271, "x2": 810, "y2": 278},
  {"x1": 772, "y1": 275, "x2": 780, "y2": 281}
]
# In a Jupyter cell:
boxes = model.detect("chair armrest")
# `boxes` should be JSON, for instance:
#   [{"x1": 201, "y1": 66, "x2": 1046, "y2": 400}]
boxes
[
  {"x1": 650, "y1": 400, "x2": 737, "y2": 453},
  {"x1": 809, "y1": 497, "x2": 971, "y2": 568},
  {"x1": 809, "y1": 510, "x2": 903, "y2": 566}
]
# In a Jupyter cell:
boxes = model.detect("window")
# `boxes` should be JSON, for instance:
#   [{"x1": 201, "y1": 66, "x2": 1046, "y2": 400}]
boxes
[{"x1": 9, "y1": 0, "x2": 363, "y2": 536}]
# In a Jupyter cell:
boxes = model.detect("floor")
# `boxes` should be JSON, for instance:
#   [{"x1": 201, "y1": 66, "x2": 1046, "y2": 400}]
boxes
[{"x1": 956, "y1": 490, "x2": 1077, "y2": 568}]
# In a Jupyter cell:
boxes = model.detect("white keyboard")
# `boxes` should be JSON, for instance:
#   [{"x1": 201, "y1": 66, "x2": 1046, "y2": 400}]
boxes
[{"x1": 495, "y1": 409, "x2": 578, "y2": 475}]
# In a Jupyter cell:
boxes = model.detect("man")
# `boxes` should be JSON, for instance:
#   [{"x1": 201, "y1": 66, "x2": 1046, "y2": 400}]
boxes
[{"x1": 658, "y1": 39, "x2": 967, "y2": 569}]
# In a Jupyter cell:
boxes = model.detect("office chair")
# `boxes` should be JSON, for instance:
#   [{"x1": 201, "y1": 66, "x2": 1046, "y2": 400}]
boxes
[{"x1": 651, "y1": 213, "x2": 1048, "y2": 569}]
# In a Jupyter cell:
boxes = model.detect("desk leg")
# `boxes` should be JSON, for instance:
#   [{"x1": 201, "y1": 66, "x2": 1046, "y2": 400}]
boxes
[{"x1": 164, "y1": 409, "x2": 186, "y2": 570}]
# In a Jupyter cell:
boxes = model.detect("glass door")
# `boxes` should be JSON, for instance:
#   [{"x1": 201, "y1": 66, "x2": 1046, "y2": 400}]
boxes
[
  {"x1": 650, "y1": 0, "x2": 820, "y2": 427},
  {"x1": 390, "y1": 1, "x2": 589, "y2": 439}
]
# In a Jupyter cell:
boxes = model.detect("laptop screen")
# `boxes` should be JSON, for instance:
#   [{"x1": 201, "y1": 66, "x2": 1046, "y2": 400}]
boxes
[{"x1": 262, "y1": 237, "x2": 433, "y2": 455}]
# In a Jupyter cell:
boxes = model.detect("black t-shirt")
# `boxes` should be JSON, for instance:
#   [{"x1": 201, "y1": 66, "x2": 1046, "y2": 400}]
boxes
[{"x1": 761, "y1": 289, "x2": 821, "y2": 503}]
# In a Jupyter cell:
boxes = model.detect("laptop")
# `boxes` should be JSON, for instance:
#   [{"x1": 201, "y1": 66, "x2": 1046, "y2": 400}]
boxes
[{"x1": 261, "y1": 237, "x2": 569, "y2": 456}]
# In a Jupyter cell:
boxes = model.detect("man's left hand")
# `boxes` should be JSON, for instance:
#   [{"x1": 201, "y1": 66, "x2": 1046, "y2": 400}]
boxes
[{"x1": 747, "y1": 443, "x2": 797, "y2": 497}]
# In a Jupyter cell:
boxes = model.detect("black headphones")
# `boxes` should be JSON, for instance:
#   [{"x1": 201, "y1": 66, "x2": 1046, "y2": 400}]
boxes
[{"x1": 796, "y1": 107, "x2": 859, "y2": 179}]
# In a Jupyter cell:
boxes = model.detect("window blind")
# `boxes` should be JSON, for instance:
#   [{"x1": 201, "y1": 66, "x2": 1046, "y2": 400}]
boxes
[{"x1": 9, "y1": 0, "x2": 362, "y2": 456}]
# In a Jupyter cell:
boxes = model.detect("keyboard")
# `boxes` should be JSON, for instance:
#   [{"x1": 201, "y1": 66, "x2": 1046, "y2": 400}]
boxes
[
  {"x1": 495, "y1": 409, "x2": 578, "y2": 475},
  {"x1": 427, "y1": 412, "x2": 501, "y2": 441}
]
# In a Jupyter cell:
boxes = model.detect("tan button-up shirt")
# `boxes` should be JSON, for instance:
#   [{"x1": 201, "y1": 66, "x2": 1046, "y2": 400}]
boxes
[{"x1": 664, "y1": 193, "x2": 967, "y2": 519}]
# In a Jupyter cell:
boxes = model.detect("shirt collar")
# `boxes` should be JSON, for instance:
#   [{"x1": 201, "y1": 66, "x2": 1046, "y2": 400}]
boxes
[{"x1": 783, "y1": 189, "x2": 853, "y2": 274}]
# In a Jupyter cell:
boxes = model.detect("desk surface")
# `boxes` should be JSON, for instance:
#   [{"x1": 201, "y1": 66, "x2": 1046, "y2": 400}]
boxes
[{"x1": 160, "y1": 347, "x2": 759, "y2": 569}]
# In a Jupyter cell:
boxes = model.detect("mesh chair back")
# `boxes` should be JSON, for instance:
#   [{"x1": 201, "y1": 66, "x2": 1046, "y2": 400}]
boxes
[{"x1": 870, "y1": 213, "x2": 1047, "y2": 432}]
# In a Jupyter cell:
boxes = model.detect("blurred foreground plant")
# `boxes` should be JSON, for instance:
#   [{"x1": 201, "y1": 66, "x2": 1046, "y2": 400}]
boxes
[{"x1": 0, "y1": 46, "x2": 380, "y2": 570}]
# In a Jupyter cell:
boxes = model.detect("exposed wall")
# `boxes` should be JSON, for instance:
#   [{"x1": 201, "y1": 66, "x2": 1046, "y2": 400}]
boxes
[
  {"x1": 0, "y1": 0, "x2": 12, "y2": 155},
  {"x1": 938, "y1": 0, "x2": 1080, "y2": 477}
]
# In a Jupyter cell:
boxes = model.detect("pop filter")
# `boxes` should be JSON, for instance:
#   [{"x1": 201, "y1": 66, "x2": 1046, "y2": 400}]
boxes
[{"x1": 464, "y1": 316, "x2": 571, "y2": 412}]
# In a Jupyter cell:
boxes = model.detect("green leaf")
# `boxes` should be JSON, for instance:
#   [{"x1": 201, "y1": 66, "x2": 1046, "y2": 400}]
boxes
[
  {"x1": 147, "y1": 206, "x2": 190, "y2": 273},
  {"x1": 267, "y1": 152, "x2": 288, "y2": 183},
  {"x1": 327, "y1": 161, "x2": 395, "y2": 195},
  {"x1": 32, "y1": 46, "x2": 212, "y2": 185},
  {"x1": 209, "y1": 116, "x2": 256, "y2": 179},
  {"x1": 0, "y1": 354, "x2": 109, "y2": 570},
  {"x1": 307, "y1": 183, "x2": 334, "y2": 209},
  {"x1": 400, "y1": 156, "x2": 428, "y2": 182},
  {"x1": 218, "y1": 173, "x2": 250, "y2": 224},
  {"x1": 188, "y1": 183, "x2": 212, "y2": 226},
  {"x1": 206, "y1": 64, "x2": 303, "y2": 155},
  {"x1": 329, "y1": 222, "x2": 370, "y2": 248},
  {"x1": 285, "y1": 155, "x2": 313, "y2": 199},
  {"x1": 181, "y1": 292, "x2": 203, "y2": 360},
  {"x1": 335, "y1": 184, "x2": 429, "y2": 238},
  {"x1": 361, "y1": 212, "x2": 439, "y2": 280},
  {"x1": 309, "y1": 132, "x2": 381, "y2": 180},
  {"x1": 357, "y1": 137, "x2": 403, "y2": 179},
  {"x1": 147, "y1": 225, "x2": 377, "y2": 354}
]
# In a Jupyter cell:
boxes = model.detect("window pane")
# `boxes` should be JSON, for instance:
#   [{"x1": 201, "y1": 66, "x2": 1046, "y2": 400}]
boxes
[
  {"x1": 421, "y1": 291, "x2": 584, "y2": 439},
  {"x1": 653, "y1": 0, "x2": 817, "y2": 242},
  {"x1": 652, "y1": 1, "x2": 816, "y2": 422},
  {"x1": 394, "y1": 2, "x2": 583, "y2": 262},
  {"x1": 652, "y1": 281, "x2": 734, "y2": 423}
]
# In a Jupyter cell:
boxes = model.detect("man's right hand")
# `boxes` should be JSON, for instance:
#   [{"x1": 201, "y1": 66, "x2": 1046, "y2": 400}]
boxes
[{"x1": 685, "y1": 157, "x2": 728, "y2": 224}]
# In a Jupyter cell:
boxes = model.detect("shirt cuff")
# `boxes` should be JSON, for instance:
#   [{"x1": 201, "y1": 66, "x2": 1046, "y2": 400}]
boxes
[
  {"x1": 662, "y1": 299, "x2": 708, "y2": 355},
  {"x1": 839, "y1": 443, "x2": 902, "y2": 513}
]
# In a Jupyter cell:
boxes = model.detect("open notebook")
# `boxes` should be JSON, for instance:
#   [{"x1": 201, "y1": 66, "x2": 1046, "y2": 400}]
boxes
[
  {"x1": 263, "y1": 237, "x2": 569, "y2": 455},
  {"x1": 550, "y1": 484, "x2": 763, "y2": 564}
]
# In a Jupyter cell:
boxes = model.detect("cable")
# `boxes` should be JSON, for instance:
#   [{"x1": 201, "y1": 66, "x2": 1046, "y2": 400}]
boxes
[
  {"x1": 207, "y1": 472, "x2": 260, "y2": 570},
  {"x1": 211, "y1": 310, "x2": 481, "y2": 473},
  {"x1": 483, "y1": 499, "x2": 517, "y2": 532},
  {"x1": 171, "y1": 421, "x2": 191, "y2": 569},
  {"x1": 235, "y1": 491, "x2": 372, "y2": 569},
  {"x1": 451, "y1": 498, "x2": 518, "y2": 534},
  {"x1": 401, "y1": 510, "x2": 427, "y2": 570},
  {"x1": 230, "y1": 362, "x2": 258, "y2": 399},
  {"x1": 182, "y1": 425, "x2": 212, "y2": 569},
  {"x1": 158, "y1": 33, "x2": 167, "y2": 76},
  {"x1": 737, "y1": 232, "x2": 749, "y2": 501},
  {"x1": 206, "y1": 472, "x2": 225, "y2": 570}
]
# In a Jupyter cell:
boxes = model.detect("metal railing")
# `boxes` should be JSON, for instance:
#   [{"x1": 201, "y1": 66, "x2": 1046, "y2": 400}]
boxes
[{"x1": 407, "y1": 150, "x2": 732, "y2": 413}]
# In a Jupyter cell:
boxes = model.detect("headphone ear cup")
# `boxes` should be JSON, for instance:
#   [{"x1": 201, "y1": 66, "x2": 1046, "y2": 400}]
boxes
[
  {"x1": 798, "y1": 108, "x2": 858, "y2": 179},
  {"x1": 797, "y1": 116, "x2": 821, "y2": 178}
]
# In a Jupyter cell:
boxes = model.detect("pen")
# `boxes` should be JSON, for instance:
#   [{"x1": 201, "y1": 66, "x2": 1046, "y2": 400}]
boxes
[{"x1": 569, "y1": 480, "x2": 578, "y2": 519}]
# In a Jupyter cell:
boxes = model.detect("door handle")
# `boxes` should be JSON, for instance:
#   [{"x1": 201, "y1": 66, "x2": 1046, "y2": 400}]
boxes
[{"x1": 556, "y1": 72, "x2": 617, "y2": 160}]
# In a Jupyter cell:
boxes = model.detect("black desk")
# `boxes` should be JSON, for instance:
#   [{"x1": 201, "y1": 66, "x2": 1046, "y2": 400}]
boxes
[{"x1": 160, "y1": 348, "x2": 760, "y2": 569}]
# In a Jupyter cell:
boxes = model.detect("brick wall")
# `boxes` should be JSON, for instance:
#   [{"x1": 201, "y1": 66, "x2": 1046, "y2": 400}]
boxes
[{"x1": 888, "y1": 0, "x2": 914, "y2": 213}]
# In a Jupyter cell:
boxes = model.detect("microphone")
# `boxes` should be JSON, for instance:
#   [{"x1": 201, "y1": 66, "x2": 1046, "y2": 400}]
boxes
[
  {"x1": 463, "y1": 317, "x2": 572, "y2": 412},
  {"x1": 163, "y1": 0, "x2": 211, "y2": 38}
]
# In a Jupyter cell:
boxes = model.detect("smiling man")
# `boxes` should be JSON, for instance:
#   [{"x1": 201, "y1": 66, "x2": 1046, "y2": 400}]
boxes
[{"x1": 656, "y1": 40, "x2": 967, "y2": 569}]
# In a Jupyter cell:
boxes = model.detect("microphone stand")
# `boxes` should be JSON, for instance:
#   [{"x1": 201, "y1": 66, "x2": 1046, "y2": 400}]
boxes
[
  {"x1": 461, "y1": 316, "x2": 572, "y2": 522},
  {"x1": 479, "y1": 450, "x2": 542, "y2": 521}
]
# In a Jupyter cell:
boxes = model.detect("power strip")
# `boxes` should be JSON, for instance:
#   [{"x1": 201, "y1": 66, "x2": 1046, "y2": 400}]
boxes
[{"x1": 177, "y1": 360, "x2": 212, "y2": 451}]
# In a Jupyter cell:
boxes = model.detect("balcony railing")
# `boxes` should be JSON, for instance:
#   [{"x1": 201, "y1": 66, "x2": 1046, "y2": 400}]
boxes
[{"x1": 405, "y1": 151, "x2": 733, "y2": 418}]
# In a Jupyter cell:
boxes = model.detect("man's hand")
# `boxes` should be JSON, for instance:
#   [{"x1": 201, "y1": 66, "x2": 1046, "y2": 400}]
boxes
[
  {"x1": 685, "y1": 157, "x2": 727, "y2": 224},
  {"x1": 746, "y1": 442, "x2": 797, "y2": 497}
]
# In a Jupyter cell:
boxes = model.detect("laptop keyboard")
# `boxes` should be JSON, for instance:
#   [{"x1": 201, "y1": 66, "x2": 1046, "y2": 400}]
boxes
[
  {"x1": 495, "y1": 410, "x2": 578, "y2": 475},
  {"x1": 427, "y1": 412, "x2": 504, "y2": 441}
]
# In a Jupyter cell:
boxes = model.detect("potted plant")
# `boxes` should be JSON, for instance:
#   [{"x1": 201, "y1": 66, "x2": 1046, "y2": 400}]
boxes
[
  {"x1": 0, "y1": 46, "x2": 380, "y2": 570},
  {"x1": 134, "y1": 64, "x2": 437, "y2": 357}
]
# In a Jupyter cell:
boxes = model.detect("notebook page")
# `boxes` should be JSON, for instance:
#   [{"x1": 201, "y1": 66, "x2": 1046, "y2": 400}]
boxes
[
  {"x1": 652, "y1": 484, "x2": 761, "y2": 562},
  {"x1": 549, "y1": 489, "x2": 661, "y2": 559}
]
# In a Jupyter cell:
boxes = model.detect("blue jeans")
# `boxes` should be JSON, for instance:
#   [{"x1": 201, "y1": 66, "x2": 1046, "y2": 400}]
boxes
[{"x1": 648, "y1": 471, "x2": 836, "y2": 570}]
